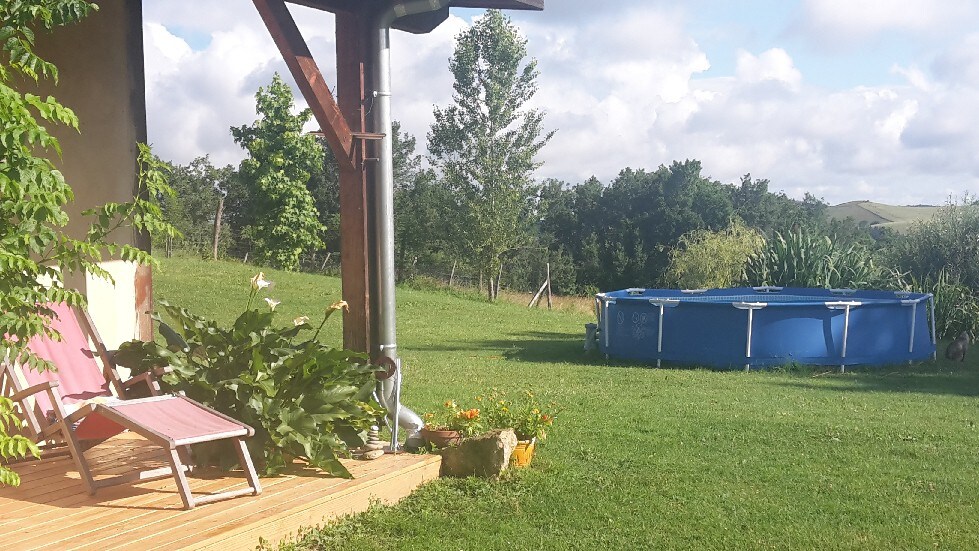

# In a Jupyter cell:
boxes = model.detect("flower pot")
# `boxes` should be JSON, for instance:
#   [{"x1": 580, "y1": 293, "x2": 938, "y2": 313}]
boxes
[
  {"x1": 420, "y1": 427, "x2": 462, "y2": 448},
  {"x1": 511, "y1": 438, "x2": 536, "y2": 467}
]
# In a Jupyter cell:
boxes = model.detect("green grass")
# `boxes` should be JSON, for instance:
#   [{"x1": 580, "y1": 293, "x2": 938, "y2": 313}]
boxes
[
  {"x1": 827, "y1": 201, "x2": 942, "y2": 233},
  {"x1": 155, "y1": 257, "x2": 979, "y2": 550}
]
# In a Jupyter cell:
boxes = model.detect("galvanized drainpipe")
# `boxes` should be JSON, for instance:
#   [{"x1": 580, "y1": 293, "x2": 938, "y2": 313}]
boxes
[{"x1": 372, "y1": 0, "x2": 448, "y2": 448}]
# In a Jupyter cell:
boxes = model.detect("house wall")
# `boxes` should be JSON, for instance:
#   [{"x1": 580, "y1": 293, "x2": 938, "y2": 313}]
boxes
[{"x1": 33, "y1": 0, "x2": 151, "y2": 348}]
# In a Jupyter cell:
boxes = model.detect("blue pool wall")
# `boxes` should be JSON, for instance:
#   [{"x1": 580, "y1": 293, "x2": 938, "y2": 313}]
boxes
[{"x1": 596, "y1": 287, "x2": 936, "y2": 368}]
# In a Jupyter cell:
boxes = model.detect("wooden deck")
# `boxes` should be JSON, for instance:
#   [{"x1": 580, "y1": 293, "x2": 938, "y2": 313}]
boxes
[{"x1": 0, "y1": 432, "x2": 441, "y2": 549}]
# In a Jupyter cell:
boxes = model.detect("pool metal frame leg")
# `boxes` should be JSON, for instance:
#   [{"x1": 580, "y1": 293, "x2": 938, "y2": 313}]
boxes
[{"x1": 733, "y1": 302, "x2": 767, "y2": 371}]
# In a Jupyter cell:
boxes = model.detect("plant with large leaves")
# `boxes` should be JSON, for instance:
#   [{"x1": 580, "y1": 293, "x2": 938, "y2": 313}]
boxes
[
  {"x1": 115, "y1": 276, "x2": 383, "y2": 478},
  {"x1": 745, "y1": 229, "x2": 894, "y2": 289}
]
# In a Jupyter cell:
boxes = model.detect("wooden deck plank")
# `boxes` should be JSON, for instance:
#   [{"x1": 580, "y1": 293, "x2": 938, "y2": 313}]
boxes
[
  {"x1": 92, "y1": 457, "x2": 411, "y2": 550},
  {"x1": 154, "y1": 455, "x2": 441, "y2": 550},
  {"x1": 1, "y1": 432, "x2": 440, "y2": 550},
  {"x1": 194, "y1": 456, "x2": 441, "y2": 550}
]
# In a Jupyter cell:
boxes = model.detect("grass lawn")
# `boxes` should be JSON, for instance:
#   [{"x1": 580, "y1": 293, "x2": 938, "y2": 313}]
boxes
[{"x1": 155, "y1": 256, "x2": 979, "y2": 550}]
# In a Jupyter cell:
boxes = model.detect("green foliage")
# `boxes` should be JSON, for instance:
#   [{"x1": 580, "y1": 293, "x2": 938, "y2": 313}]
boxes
[
  {"x1": 1, "y1": 0, "x2": 179, "y2": 486},
  {"x1": 1, "y1": 1, "x2": 176, "y2": 372},
  {"x1": 900, "y1": 270, "x2": 979, "y2": 340},
  {"x1": 232, "y1": 73, "x2": 324, "y2": 270},
  {"x1": 0, "y1": 397, "x2": 40, "y2": 487},
  {"x1": 540, "y1": 162, "x2": 734, "y2": 291},
  {"x1": 728, "y1": 175, "x2": 827, "y2": 235},
  {"x1": 665, "y1": 217, "x2": 765, "y2": 289},
  {"x1": 422, "y1": 400, "x2": 484, "y2": 438},
  {"x1": 114, "y1": 285, "x2": 381, "y2": 478},
  {"x1": 745, "y1": 229, "x2": 893, "y2": 289},
  {"x1": 482, "y1": 390, "x2": 558, "y2": 442},
  {"x1": 160, "y1": 156, "x2": 235, "y2": 256},
  {"x1": 428, "y1": 10, "x2": 554, "y2": 300},
  {"x1": 887, "y1": 195, "x2": 979, "y2": 289}
]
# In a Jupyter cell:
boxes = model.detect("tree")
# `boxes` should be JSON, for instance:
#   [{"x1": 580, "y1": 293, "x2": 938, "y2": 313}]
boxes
[
  {"x1": 231, "y1": 73, "x2": 324, "y2": 270},
  {"x1": 428, "y1": 10, "x2": 554, "y2": 300},
  {"x1": 391, "y1": 122, "x2": 450, "y2": 281},
  {"x1": 160, "y1": 156, "x2": 235, "y2": 257},
  {"x1": 0, "y1": 1, "x2": 176, "y2": 485}
]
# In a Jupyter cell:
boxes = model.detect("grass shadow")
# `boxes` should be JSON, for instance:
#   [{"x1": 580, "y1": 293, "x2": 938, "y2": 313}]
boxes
[{"x1": 767, "y1": 361, "x2": 979, "y2": 398}]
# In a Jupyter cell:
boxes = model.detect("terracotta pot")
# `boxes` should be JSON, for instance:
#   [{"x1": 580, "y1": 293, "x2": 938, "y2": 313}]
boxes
[
  {"x1": 511, "y1": 438, "x2": 536, "y2": 467},
  {"x1": 420, "y1": 427, "x2": 462, "y2": 448}
]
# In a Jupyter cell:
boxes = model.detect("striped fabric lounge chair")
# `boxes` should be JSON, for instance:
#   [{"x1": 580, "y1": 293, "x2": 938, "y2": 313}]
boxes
[{"x1": 1, "y1": 303, "x2": 262, "y2": 509}]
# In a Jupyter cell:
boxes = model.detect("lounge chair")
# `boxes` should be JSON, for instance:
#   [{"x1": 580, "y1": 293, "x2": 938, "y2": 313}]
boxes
[{"x1": 0, "y1": 303, "x2": 262, "y2": 509}]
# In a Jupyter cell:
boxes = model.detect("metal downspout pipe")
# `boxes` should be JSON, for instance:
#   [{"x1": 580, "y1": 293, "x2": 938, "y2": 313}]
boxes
[{"x1": 371, "y1": 0, "x2": 448, "y2": 449}]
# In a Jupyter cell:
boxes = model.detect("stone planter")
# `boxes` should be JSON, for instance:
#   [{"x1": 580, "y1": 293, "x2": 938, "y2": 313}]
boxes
[{"x1": 439, "y1": 429, "x2": 517, "y2": 478}]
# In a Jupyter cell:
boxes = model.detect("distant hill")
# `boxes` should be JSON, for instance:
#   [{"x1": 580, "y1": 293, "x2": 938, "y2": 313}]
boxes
[{"x1": 826, "y1": 201, "x2": 942, "y2": 232}]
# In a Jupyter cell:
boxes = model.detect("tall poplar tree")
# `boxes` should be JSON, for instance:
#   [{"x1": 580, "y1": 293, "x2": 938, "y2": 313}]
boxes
[
  {"x1": 428, "y1": 10, "x2": 553, "y2": 300},
  {"x1": 232, "y1": 73, "x2": 324, "y2": 270}
]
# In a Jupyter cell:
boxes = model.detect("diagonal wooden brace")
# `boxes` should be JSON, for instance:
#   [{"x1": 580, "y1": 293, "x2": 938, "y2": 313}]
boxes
[{"x1": 253, "y1": 0, "x2": 356, "y2": 171}]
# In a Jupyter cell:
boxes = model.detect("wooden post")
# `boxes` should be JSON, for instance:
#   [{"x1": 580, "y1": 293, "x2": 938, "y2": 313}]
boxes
[
  {"x1": 211, "y1": 192, "x2": 224, "y2": 261},
  {"x1": 528, "y1": 279, "x2": 547, "y2": 308},
  {"x1": 448, "y1": 260, "x2": 456, "y2": 287},
  {"x1": 546, "y1": 262, "x2": 552, "y2": 310},
  {"x1": 495, "y1": 262, "x2": 504, "y2": 299},
  {"x1": 335, "y1": 11, "x2": 372, "y2": 353}
]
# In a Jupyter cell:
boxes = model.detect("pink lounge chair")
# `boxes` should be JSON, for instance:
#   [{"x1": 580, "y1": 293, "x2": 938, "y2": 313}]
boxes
[{"x1": 1, "y1": 303, "x2": 262, "y2": 509}]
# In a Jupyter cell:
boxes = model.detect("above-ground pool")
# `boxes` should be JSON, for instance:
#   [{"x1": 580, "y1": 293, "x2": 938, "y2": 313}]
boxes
[{"x1": 595, "y1": 287, "x2": 936, "y2": 369}]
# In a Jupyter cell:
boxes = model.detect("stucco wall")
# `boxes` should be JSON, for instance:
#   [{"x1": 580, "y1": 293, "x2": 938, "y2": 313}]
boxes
[{"x1": 33, "y1": 0, "x2": 150, "y2": 348}]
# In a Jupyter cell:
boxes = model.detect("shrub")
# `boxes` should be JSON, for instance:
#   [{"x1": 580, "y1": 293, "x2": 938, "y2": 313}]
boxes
[
  {"x1": 115, "y1": 274, "x2": 382, "y2": 478},
  {"x1": 745, "y1": 229, "x2": 894, "y2": 289},
  {"x1": 887, "y1": 195, "x2": 979, "y2": 290},
  {"x1": 664, "y1": 217, "x2": 764, "y2": 289},
  {"x1": 899, "y1": 269, "x2": 979, "y2": 340}
]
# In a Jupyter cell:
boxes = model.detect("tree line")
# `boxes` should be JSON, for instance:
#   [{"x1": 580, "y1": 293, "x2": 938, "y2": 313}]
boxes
[{"x1": 157, "y1": 10, "x2": 979, "y2": 339}]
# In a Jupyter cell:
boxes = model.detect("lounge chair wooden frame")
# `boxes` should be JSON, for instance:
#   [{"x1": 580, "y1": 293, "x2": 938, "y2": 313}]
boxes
[{"x1": 1, "y1": 305, "x2": 262, "y2": 509}]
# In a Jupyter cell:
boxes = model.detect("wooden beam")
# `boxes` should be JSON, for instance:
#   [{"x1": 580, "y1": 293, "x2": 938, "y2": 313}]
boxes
[
  {"x1": 335, "y1": 10, "x2": 372, "y2": 353},
  {"x1": 253, "y1": 0, "x2": 355, "y2": 171}
]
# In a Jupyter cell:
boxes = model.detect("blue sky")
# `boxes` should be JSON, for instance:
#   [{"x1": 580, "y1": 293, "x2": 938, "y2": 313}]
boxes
[{"x1": 143, "y1": 0, "x2": 979, "y2": 205}]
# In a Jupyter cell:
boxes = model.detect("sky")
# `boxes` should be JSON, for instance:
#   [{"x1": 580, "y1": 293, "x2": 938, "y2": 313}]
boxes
[{"x1": 142, "y1": 0, "x2": 979, "y2": 206}]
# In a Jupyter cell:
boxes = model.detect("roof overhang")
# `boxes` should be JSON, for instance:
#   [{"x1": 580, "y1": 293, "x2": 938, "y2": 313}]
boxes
[{"x1": 287, "y1": 0, "x2": 543, "y2": 34}]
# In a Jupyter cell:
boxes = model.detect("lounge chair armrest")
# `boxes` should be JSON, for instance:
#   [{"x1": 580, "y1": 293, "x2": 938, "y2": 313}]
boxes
[
  {"x1": 122, "y1": 371, "x2": 163, "y2": 397},
  {"x1": 10, "y1": 380, "x2": 59, "y2": 403},
  {"x1": 153, "y1": 365, "x2": 173, "y2": 376}
]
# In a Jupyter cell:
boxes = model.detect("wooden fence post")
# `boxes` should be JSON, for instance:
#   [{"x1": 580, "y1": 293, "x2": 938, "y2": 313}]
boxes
[{"x1": 546, "y1": 262, "x2": 552, "y2": 310}]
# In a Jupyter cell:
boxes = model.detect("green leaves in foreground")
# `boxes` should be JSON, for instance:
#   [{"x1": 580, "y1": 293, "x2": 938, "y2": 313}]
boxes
[
  {"x1": 115, "y1": 300, "x2": 382, "y2": 478},
  {"x1": 0, "y1": 397, "x2": 40, "y2": 487}
]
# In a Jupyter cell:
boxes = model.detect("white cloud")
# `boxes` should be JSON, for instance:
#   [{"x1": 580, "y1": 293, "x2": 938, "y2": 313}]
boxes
[
  {"x1": 735, "y1": 48, "x2": 802, "y2": 91},
  {"x1": 797, "y1": 0, "x2": 979, "y2": 48},
  {"x1": 142, "y1": 0, "x2": 979, "y2": 206}
]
